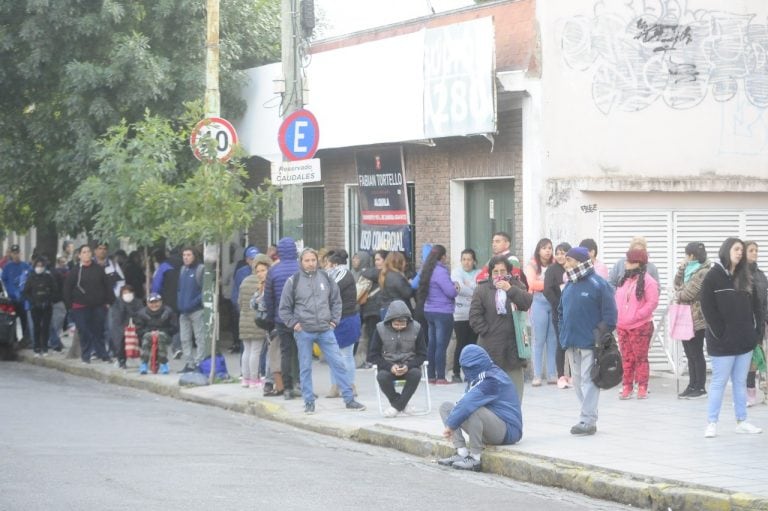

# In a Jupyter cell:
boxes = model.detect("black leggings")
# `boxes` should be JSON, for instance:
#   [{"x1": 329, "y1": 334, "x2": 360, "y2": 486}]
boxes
[
  {"x1": 682, "y1": 329, "x2": 707, "y2": 391},
  {"x1": 452, "y1": 320, "x2": 478, "y2": 376}
]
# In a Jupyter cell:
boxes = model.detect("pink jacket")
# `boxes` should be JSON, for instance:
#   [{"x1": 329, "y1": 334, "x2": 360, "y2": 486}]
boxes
[{"x1": 615, "y1": 273, "x2": 659, "y2": 330}]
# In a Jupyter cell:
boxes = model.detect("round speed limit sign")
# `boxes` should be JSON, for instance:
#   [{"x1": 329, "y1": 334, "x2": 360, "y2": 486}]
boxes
[{"x1": 190, "y1": 117, "x2": 238, "y2": 162}]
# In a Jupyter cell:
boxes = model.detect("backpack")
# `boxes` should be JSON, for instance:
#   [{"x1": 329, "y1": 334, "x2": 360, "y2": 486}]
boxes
[{"x1": 590, "y1": 331, "x2": 623, "y2": 390}]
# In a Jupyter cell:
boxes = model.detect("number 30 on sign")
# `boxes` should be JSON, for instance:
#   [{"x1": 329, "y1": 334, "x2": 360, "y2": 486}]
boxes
[{"x1": 190, "y1": 117, "x2": 238, "y2": 162}]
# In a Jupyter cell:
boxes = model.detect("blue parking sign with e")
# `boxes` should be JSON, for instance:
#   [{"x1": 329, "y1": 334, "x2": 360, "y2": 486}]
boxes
[{"x1": 278, "y1": 109, "x2": 320, "y2": 161}]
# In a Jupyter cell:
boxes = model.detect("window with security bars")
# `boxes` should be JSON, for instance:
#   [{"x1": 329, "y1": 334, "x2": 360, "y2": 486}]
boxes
[
  {"x1": 270, "y1": 186, "x2": 325, "y2": 249},
  {"x1": 303, "y1": 186, "x2": 325, "y2": 250},
  {"x1": 347, "y1": 183, "x2": 416, "y2": 268}
]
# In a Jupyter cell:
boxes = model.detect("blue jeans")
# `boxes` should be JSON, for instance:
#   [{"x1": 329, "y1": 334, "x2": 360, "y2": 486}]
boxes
[
  {"x1": 48, "y1": 302, "x2": 66, "y2": 349},
  {"x1": 330, "y1": 345, "x2": 356, "y2": 388},
  {"x1": 568, "y1": 348, "x2": 599, "y2": 426},
  {"x1": 707, "y1": 352, "x2": 752, "y2": 423},
  {"x1": 532, "y1": 293, "x2": 558, "y2": 380},
  {"x1": 70, "y1": 306, "x2": 109, "y2": 362},
  {"x1": 295, "y1": 329, "x2": 354, "y2": 403},
  {"x1": 425, "y1": 311, "x2": 454, "y2": 380}
]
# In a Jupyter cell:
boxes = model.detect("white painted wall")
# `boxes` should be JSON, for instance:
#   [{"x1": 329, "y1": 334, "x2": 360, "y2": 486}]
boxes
[{"x1": 538, "y1": 0, "x2": 768, "y2": 180}]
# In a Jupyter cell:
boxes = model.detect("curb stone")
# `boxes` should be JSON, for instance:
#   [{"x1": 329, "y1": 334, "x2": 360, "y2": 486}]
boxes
[{"x1": 18, "y1": 353, "x2": 768, "y2": 511}]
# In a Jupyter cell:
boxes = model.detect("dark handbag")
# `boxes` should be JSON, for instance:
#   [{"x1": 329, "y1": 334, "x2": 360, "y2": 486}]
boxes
[
  {"x1": 590, "y1": 330, "x2": 623, "y2": 390},
  {"x1": 255, "y1": 300, "x2": 275, "y2": 332}
]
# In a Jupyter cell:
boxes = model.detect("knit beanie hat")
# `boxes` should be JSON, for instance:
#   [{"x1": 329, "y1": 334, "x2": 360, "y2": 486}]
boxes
[
  {"x1": 626, "y1": 248, "x2": 648, "y2": 265},
  {"x1": 565, "y1": 247, "x2": 590, "y2": 263}
]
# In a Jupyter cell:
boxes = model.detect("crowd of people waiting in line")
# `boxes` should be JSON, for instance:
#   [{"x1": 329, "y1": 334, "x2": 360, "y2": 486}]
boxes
[{"x1": 2, "y1": 230, "x2": 765, "y2": 470}]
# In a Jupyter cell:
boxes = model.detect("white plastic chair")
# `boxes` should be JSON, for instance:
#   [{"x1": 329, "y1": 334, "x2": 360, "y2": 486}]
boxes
[{"x1": 372, "y1": 361, "x2": 431, "y2": 416}]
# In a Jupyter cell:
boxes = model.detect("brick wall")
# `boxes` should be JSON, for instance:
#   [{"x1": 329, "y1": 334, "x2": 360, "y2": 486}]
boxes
[{"x1": 317, "y1": 108, "x2": 523, "y2": 259}]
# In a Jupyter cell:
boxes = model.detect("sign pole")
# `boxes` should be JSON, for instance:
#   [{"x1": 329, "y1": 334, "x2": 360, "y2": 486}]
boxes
[
  {"x1": 204, "y1": 0, "x2": 220, "y2": 383},
  {"x1": 280, "y1": 0, "x2": 304, "y2": 245}
]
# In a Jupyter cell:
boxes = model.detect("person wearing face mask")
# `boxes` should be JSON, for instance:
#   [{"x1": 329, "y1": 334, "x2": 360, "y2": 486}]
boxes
[
  {"x1": 22, "y1": 257, "x2": 57, "y2": 356},
  {"x1": 469, "y1": 255, "x2": 533, "y2": 402},
  {"x1": 110, "y1": 285, "x2": 143, "y2": 369}
]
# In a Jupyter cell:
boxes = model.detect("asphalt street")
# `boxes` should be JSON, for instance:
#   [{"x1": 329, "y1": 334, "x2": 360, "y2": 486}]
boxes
[{"x1": 0, "y1": 363, "x2": 635, "y2": 511}]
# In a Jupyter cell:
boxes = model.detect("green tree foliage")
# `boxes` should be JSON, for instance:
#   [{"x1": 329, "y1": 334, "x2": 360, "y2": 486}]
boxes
[{"x1": 0, "y1": 0, "x2": 280, "y2": 236}]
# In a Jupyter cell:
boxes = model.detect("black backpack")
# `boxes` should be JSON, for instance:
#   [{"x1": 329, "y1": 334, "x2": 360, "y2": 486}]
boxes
[{"x1": 590, "y1": 331, "x2": 623, "y2": 390}]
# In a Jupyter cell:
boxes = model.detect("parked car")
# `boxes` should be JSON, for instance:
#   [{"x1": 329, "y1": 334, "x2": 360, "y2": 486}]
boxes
[{"x1": 0, "y1": 280, "x2": 18, "y2": 360}]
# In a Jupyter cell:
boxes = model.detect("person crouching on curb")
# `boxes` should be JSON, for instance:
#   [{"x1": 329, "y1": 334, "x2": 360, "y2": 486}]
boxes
[
  {"x1": 136, "y1": 293, "x2": 178, "y2": 375},
  {"x1": 367, "y1": 300, "x2": 427, "y2": 417},
  {"x1": 438, "y1": 345, "x2": 522, "y2": 472}
]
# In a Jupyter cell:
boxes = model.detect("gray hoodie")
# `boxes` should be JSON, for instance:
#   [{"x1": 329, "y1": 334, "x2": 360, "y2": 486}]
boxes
[{"x1": 278, "y1": 269, "x2": 341, "y2": 333}]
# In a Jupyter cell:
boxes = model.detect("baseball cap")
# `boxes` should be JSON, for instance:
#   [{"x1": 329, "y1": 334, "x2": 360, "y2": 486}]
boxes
[
  {"x1": 9, "y1": 244, "x2": 20, "y2": 252},
  {"x1": 147, "y1": 293, "x2": 162, "y2": 303},
  {"x1": 245, "y1": 246, "x2": 259, "y2": 259}
]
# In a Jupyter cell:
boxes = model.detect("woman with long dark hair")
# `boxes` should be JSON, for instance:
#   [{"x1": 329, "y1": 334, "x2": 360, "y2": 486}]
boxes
[
  {"x1": 673, "y1": 242, "x2": 711, "y2": 399},
  {"x1": 525, "y1": 238, "x2": 557, "y2": 386},
  {"x1": 377, "y1": 251, "x2": 413, "y2": 318},
  {"x1": 543, "y1": 241, "x2": 571, "y2": 388},
  {"x1": 416, "y1": 244, "x2": 457, "y2": 384},
  {"x1": 700, "y1": 237, "x2": 763, "y2": 438},
  {"x1": 744, "y1": 241, "x2": 767, "y2": 406}
]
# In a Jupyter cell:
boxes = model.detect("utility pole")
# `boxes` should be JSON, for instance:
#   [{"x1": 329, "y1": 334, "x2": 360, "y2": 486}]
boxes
[
  {"x1": 280, "y1": 0, "x2": 304, "y2": 244},
  {"x1": 203, "y1": 0, "x2": 221, "y2": 380}
]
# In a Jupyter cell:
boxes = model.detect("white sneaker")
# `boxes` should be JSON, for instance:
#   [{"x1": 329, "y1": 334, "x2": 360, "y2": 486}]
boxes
[
  {"x1": 383, "y1": 406, "x2": 399, "y2": 418},
  {"x1": 735, "y1": 421, "x2": 762, "y2": 434},
  {"x1": 704, "y1": 422, "x2": 717, "y2": 438},
  {"x1": 404, "y1": 404, "x2": 418, "y2": 415}
]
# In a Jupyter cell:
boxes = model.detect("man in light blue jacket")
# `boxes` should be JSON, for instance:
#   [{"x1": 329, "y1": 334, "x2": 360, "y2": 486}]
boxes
[
  {"x1": 438, "y1": 344, "x2": 522, "y2": 472},
  {"x1": 558, "y1": 246, "x2": 617, "y2": 437}
]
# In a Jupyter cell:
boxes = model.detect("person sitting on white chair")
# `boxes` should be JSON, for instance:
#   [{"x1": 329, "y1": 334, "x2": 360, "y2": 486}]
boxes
[{"x1": 368, "y1": 300, "x2": 427, "y2": 417}]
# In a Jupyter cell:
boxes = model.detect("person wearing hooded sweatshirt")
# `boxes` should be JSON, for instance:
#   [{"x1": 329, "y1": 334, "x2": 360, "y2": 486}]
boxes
[
  {"x1": 673, "y1": 241, "x2": 712, "y2": 399},
  {"x1": 23, "y1": 256, "x2": 57, "y2": 356},
  {"x1": 279, "y1": 247, "x2": 366, "y2": 414},
  {"x1": 700, "y1": 237, "x2": 763, "y2": 438},
  {"x1": 558, "y1": 246, "x2": 617, "y2": 436},
  {"x1": 265, "y1": 237, "x2": 301, "y2": 398},
  {"x1": 437, "y1": 344, "x2": 523, "y2": 472},
  {"x1": 238, "y1": 254, "x2": 272, "y2": 388},
  {"x1": 368, "y1": 300, "x2": 427, "y2": 417},
  {"x1": 63, "y1": 244, "x2": 115, "y2": 363},
  {"x1": 615, "y1": 248, "x2": 659, "y2": 400}
]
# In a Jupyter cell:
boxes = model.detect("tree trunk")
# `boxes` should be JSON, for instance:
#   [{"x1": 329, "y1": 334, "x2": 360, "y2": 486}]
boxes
[{"x1": 34, "y1": 219, "x2": 59, "y2": 262}]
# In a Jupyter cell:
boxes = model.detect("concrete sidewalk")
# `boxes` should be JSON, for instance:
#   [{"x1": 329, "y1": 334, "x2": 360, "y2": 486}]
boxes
[{"x1": 15, "y1": 345, "x2": 768, "y2": 511}]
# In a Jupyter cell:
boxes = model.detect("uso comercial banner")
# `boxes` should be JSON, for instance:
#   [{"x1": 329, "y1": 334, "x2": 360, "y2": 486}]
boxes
[
  {"x1": 359, "y1": 225, "x2": 412, "y2": 258},
  {"x1": 355, "y1": 147, "x2": 410, "y2": 225}
]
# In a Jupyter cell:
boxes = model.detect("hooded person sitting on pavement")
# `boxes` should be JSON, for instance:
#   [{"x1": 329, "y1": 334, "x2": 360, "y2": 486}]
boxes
[
  {"x1": 438, "y1": 344, "x2": 523, "y2": 472},
  {"x1": 367, "y1": 300, "x2": 427, "y2": 417}
]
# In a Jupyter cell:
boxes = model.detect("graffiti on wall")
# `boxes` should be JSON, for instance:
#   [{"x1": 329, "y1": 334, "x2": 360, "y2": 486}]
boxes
[{"x1": 561, "y1": 1, "x2": 768, "y2": 115}]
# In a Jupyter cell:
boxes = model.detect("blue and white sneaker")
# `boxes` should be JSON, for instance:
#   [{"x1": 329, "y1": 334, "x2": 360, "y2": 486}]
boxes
[
  {"x1": 159, "y1": 363, "x2": 169, "y2": 375},
  {"x1": 139, "y1": 362, "x2": 148, "y2": 375}
]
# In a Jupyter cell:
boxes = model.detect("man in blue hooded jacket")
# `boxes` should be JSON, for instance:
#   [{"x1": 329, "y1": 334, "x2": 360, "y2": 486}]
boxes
[
  {"x1": 438, "y1": 344, "x2": 523, "y2": 471},
  {"x1": 264, "y1": 237, "x2": 301, "y2": 397}
]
